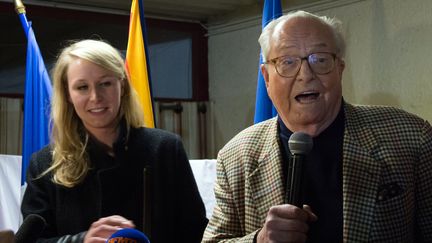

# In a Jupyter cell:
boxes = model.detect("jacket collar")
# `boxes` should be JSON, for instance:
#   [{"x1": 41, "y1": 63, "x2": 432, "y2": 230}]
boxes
[{"x1": 249, "y1": 117, "x2": 286, "y2": 221}]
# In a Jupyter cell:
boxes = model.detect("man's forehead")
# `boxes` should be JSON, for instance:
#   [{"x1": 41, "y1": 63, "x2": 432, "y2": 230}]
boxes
[
  {"x1": 277, "y1": 42, "x2": 331, "y2": 52},
  {"x1": 271, "y1": 17, "x2": 336, "y2": 50},
  {"x1": 275, "y1": 17, "x2": 331, "y2": 37}
]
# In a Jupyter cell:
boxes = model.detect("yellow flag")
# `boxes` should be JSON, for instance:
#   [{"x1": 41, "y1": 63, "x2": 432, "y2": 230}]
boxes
[{"x1": 126, "y1": 0, "x2": 155, "y2": 128}]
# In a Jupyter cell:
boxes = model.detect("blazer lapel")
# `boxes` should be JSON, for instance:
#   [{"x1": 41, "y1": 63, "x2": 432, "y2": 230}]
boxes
[
  {"x1": 343, "y1": 103, "x2": 381, "y2": 242},
  {"x1": 249, "y1": 118, "x2": 286, "y2": 223},
  {"x1": 246, "y1": 106, "x2": 383, "y2": 241}
]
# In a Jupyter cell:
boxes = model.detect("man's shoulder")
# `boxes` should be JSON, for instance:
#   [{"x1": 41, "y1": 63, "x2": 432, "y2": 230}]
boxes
[
  {"x1": 219, "y1": 117, "x2": 278, "y2": 157},
  {"x1": 349, "y1": 103, "x2": 419, "y2": 117},
  {"x1": 346, "y1": 103, "x2": 427, "y2": 131}
]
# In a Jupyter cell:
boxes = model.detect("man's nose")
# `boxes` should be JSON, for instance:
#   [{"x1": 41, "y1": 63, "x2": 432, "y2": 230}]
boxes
[{"x1": 296, "y1": 59, "x2": 314, "y2": 81}]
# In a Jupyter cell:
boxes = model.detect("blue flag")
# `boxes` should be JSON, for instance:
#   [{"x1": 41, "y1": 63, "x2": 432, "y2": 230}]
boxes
[
  {"x1": 254, "y1": 0, "x2": 282, "y2": 124},
  {"x1": 21, "y1": 25, "x2": 52, "y2": 185}
]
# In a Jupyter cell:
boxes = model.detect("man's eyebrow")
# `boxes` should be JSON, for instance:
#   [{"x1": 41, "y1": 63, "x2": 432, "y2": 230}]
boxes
[
  {"x1": 278, "y1": 42, "x2": 330, "y2": 51},
  {"x1": 278, "y1": 43, "x2": 298, "y2": 49},
  {"x1": 311, "y1": 42, "x2": 329, "y2": 48}
]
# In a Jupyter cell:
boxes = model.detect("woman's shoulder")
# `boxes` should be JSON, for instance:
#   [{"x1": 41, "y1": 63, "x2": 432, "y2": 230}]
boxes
[
  {"x1": 127, "y1": 127, "x2": 186, "y2": 161},
  {"x1": 33, "y1": 145, "x2": 52, "y2": 158},
  {"x1": 131, "y1": 127, "x2": 180, "y2": 142},
  {"x1": 27, "y1": 145, "x2": 53, "y2": 177},
  {"x1": 32, "y1": 145, "x2": 52, "y2": 163}
]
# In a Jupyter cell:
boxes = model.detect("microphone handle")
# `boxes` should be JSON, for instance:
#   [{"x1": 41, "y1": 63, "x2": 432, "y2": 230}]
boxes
[
  {"x1": 143, "y1": 167, "x2": 151, "y2": 239},
  {"x1": 285, "y1": 156, "x2": 293, "y2": 204},
  {"x1": 288, "y1": 154, "x2": 304, "y2": 208}
]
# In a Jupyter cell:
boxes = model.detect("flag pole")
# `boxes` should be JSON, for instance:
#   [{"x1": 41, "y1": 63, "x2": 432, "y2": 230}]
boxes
[{"x1": 14, "y1": 0, "x2": 30, "y2": 36}]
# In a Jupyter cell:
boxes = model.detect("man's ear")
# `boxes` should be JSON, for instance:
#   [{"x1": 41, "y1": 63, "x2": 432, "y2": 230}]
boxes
[
  {"x1": 338, "y1": 59, "x2": 345, "y2": 76},
  {"x1": 261, "y1": 64, "x2": 270, "y2": 89}
]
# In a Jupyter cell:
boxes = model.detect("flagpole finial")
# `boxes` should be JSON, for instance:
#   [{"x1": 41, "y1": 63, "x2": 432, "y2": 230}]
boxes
[{"x1": 14, "y1": 0, "x2": 26, "y2": 15}]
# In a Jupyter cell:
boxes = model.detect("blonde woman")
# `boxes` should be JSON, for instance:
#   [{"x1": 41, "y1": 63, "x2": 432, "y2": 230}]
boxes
[{"x1": 21, "y1": 39, "x2": 207, "y2": 243}]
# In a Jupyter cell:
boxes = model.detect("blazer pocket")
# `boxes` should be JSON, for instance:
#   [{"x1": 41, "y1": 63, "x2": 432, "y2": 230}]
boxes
[
  {"x1": 369, "y1": 184, "x2": 415, "y2": 242},
  {"x1": 376, "y1": 182, "x2": 403, "y2": 203}
]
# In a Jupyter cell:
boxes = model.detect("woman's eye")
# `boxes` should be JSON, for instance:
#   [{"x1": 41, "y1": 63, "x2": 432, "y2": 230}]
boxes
[
  {"x1": 77, "y1": 85, "x2": 88, "y2": 91},
  {"x1": 100, "y1": 80, "x2": 113, "y2": 87}
]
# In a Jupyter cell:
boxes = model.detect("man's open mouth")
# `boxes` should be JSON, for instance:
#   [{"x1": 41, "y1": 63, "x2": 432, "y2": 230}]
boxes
[{"x1": 295, "y1": 91, "x2": 320, "y2": 103}]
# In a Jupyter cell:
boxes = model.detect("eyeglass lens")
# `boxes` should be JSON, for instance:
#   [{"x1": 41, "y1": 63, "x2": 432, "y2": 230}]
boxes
[{"x1": 276, "y1": 53, "x2": 334, "y2": 77}]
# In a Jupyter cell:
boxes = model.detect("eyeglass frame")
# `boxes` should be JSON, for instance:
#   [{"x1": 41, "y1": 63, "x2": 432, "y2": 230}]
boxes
[{"x1": 263, "y1": 52, "x2": 339, "y2": 78}]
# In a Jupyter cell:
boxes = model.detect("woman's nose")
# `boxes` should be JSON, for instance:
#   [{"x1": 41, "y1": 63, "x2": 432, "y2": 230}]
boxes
[{"x1": 89, "y1": 88, "x2": 102, "y2": 101}]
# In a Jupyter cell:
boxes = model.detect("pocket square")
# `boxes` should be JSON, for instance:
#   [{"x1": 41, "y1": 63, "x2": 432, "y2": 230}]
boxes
[{"x1": 377, "y1": 182, "x2": 402, "y2": 202}]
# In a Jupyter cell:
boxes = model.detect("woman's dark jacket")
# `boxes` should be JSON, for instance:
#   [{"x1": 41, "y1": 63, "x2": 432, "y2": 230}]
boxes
[{"x1": 21, "y1": 126, "x2": 208, "y2": 243}]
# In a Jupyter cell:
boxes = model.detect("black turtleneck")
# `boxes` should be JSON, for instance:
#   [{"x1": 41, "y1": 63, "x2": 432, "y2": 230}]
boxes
[{"x1": 278, "y1": 105, "x2": 344, "y2": 243}]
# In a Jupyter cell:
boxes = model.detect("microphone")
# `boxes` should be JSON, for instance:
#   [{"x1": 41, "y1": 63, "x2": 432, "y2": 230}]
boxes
[
  {"x1": 286, "y1": 132, "x2": 313, "y2": 207},
  {"x1": 106, "y1": 228, "x2": 150, "y2": 243},
  {"x1": 15, "y1": 214, "x2": 46, "y2": 243}
]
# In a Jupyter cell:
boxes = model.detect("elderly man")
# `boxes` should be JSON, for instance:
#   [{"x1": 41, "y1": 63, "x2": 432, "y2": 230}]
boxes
[{"x1": 202, "y1": 10, "x2": 432, "y2": 243}]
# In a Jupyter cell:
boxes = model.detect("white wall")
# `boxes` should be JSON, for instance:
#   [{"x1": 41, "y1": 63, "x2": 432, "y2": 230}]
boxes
[
  {"x1": 0, "y1": 98, "x2": 22, "y2": 155},
  {"x1": 327, "y1": 0, "x2": 432, "y2": 117},
  {"x1": 208, "y1": 25, "x2": 261, "y2": 157},
  {"x1": 207, "y1": 0, "x2": 432, "y2": 154}
]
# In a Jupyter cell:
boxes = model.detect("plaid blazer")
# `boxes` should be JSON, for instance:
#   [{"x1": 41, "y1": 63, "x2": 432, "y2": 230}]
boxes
[{"x1": 202, "y1": 102, "x2": 432, "y2": 242}]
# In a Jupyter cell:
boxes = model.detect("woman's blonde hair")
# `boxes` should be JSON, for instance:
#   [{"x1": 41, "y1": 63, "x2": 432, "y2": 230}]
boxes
[{"x1": 46, "y1": 39, "x2": 144, "y2": 187}]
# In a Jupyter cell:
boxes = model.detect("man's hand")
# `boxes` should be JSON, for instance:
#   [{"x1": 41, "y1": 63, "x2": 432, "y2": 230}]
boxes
[
  {"x1": 84, "y1": 215, "x2": 135, "y2": 243},
  {"x1": 257, "y1": 204, "x2": 317, "y2": 243}
]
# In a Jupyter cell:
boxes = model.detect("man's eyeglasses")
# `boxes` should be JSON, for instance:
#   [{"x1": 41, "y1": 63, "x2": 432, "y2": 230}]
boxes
[{"x1": 264, "y1": 52, "x2": 337, "y2": 78}]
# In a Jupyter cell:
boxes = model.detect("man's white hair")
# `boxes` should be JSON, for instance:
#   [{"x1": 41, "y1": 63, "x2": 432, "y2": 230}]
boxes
[{"x1": 258, "y1": 10, "x2": 346, "y2": 62}]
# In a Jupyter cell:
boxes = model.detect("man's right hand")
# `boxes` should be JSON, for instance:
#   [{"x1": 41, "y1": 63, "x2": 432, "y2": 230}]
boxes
[{"x1": 256, "y1": 204, "x2": 317, "y2": 243}]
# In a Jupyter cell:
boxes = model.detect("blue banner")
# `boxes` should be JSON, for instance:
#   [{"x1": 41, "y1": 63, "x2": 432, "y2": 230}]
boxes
[
  {"x1": 254, "y1": 0, "x2": 282, "y2": 123},
  {"x1": 21, "y1": 25, "x2": 52, "y2": 185}
]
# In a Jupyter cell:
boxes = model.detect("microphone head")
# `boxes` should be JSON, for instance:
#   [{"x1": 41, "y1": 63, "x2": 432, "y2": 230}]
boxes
[
  {"x1": 15, "y1": 214, "x2": 46, "y2": 243},
  {"x1": 106, "y1": 228, "x2": 150, "y2": 243},
  {"x1": 288, "y1": 132, "x2": 313, "y2": 155}
]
